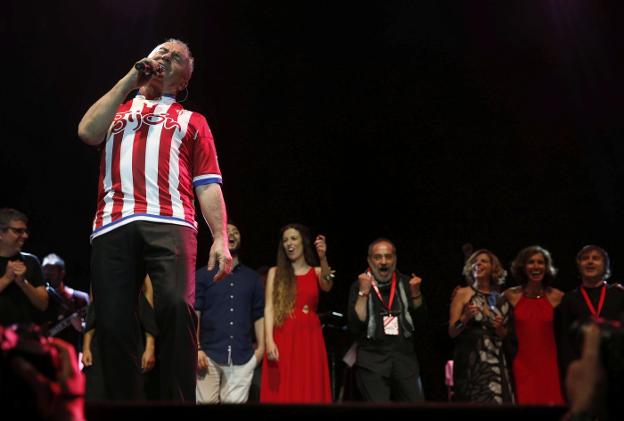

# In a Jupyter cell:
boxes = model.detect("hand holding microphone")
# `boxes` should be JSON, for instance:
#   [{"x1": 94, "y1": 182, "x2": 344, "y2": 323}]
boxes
[{"x1": 134, "y1": 60, "x2": 164, "y2": 76}]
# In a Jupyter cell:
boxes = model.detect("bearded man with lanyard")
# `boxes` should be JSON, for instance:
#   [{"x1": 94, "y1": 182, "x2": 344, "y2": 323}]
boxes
[
  {"x1": 556, "y1": 245, "x2": 624, "y2": 416},
  {"x1": 347, "y1": 238, "x2": 426, "y2": 402}
]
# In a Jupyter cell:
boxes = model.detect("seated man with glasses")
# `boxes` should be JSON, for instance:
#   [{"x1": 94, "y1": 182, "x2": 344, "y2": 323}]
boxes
[{"x1": 0, "y1": 208, "x2": 48, "y2": 325}]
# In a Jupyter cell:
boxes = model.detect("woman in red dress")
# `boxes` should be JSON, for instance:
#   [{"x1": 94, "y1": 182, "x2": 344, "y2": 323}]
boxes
[
  {"x1": 503, "y1": 245, "x2": 565, "y2": 404},
  {"x1": 260, "y1": 223, "x2": 334, "y2": 403}
]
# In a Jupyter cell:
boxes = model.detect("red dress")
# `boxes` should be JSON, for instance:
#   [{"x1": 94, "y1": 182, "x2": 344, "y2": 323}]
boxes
[
  {"x1": 512, "y1": 295, "x2": 564, "y2": 404},
  {"x1": 260, "y1": 268, "x2": 332, "y2": 403}
]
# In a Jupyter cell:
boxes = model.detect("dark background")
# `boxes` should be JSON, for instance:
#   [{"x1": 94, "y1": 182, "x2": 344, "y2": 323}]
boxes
[{"x1": 1, "y1": 0, "x2": 621, "y2": 400}]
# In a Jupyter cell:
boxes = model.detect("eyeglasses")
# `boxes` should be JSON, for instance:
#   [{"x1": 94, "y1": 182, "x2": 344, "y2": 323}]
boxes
[{"x1": 5, "y1": 226, "x2": 29, "y2": 235}]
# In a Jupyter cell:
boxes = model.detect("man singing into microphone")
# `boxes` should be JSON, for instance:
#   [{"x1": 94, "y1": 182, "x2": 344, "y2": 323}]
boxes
[{"x1": 77, "y1": 38, "x2": 232, "y2": 402}]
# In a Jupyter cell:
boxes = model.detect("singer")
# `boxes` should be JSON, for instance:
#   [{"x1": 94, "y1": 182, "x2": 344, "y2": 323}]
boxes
[{"x1": 77, "y1": 38, "x2": 232, "y2": 402}]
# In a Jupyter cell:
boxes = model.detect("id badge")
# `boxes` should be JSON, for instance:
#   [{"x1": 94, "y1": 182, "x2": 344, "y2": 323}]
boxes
[{"x1": 383, "y1": 315, "x2": 399, "y2": 335}]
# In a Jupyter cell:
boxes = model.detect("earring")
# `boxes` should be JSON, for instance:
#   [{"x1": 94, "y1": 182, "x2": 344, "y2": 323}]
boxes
[{"x1": 177, "y1": 87, "x2": 189, "y2": 103}]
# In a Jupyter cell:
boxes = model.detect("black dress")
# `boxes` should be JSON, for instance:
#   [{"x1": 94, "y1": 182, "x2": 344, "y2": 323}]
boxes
[{"x1": 453, "y1": 288, "x2": 514, "y2": 404}]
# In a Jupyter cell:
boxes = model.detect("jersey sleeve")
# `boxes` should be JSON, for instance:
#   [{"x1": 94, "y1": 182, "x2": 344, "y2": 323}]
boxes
[{"x1": 191, "y1": 114, "x2": 222, "y2": 187}]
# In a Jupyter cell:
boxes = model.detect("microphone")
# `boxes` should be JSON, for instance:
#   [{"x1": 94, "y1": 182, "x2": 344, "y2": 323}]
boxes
[
  {"x1": 135, "y1": 62, "x2": 164, "y2": 75},
  {"x1": 135, "y1": 62, "x2": 150, "y2": 73}
]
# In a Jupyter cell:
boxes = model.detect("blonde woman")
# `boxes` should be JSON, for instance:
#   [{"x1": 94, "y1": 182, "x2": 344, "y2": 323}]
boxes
[{"x1": 449, "y1": 249, "x2": 514, "y2": 403}]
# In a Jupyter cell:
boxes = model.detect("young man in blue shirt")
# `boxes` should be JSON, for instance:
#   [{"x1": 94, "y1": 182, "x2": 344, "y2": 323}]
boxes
[{"x1": 195, "y1": 223, "x2": 265, "y2": 403}]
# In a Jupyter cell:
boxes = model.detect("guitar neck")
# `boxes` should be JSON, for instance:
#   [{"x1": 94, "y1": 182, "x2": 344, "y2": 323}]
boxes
[{"x1": 48, "y1": 307, "x2": 87, "y2": 337}]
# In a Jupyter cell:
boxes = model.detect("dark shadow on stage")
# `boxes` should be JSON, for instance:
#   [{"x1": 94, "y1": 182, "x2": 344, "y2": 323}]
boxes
[{"x1": 86, "y1": 402, "x2": 568, "y2": 420}]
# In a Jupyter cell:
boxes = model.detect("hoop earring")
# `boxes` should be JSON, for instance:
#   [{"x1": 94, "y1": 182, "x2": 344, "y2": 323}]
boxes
[{"x1": 177, "y1": 87, "x2": 189, "y2": 103}]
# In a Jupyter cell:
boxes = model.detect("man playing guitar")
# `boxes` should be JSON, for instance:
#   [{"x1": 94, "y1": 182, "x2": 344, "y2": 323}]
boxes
[{"x1": 40, "y1": 253, "x2": 89, "y2": 354}]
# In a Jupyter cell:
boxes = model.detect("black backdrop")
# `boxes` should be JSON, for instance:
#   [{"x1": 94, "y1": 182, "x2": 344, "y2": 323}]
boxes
[{"x1": 2, "y1": 0, "x2": 622, "y2": 400}]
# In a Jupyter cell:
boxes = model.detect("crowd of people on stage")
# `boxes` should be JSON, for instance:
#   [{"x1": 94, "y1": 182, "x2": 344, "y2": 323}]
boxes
[
  {"x1": 1, "y1": 37, "x2": 621, "y2": 421},
  {"x1": 2, "y1": 205, "x2": 621, "y2": 415}
]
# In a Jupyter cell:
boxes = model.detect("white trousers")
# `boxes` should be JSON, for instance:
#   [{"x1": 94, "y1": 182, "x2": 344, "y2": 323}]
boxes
[{"x1": 196, "y1": 354, "x2": 258, "y2": 404}]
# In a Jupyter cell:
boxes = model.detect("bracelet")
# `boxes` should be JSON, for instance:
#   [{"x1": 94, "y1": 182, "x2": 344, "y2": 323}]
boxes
[
  {"x1": 358, "y1": 290, "x2": 369, "y2": 297},
  {"x1": 324, "y1": 270, "x2": 336, "y2": 282},
  {"x1": 411, "y1": 294, "x2": 422, "y2": 299}
]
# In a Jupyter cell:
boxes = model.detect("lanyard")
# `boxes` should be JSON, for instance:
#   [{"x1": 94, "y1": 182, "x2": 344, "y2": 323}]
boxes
[
  {"x1": 371, "y1": 271, "x2": 397, "y2": 312},
  {"x1": 580, "y1": 282, "x2": 607, "y2": 318}
]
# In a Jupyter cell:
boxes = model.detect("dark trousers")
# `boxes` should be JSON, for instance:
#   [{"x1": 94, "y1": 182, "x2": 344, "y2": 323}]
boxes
[
  {"x1": 91, "y1": 221, "x2": 198, "y2": 402},
  {"x1": 355, "y1": 365, "x2": 424, "y2": 403}
]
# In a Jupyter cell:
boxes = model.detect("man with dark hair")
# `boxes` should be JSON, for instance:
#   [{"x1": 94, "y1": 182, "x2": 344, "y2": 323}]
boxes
[
  {"x1": 40, "y1": 253, "x2": 89, "y2": 354},
  {"x1": 77, "y1": 38, "x2": 232, "y2": 401},
  {"x1": 557, "y1": 245, "x2": 624, "y2": 370},
  {"x1": 0, "y1": 208, "x2": 48, "y2": 325},
  {"x1": 556, "y1": 245, "x2": 624, "y2": 413},
  {"x1": 347, "y1": 238, "x2": 426, "y2": 402},
  {"x1": 195, "y1": 223, "x2": 264, "y2": 403}
]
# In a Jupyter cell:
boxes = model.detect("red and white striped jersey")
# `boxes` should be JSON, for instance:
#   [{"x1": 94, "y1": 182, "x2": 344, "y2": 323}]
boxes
[{"x1": 90, "y1": 95, "x2": 222, "y2": 240}]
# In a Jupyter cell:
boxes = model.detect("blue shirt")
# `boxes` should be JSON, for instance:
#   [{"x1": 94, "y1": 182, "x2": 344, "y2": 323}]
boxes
[{"x1": 195, "y1": 263, "x2": 264, "y2": 365}]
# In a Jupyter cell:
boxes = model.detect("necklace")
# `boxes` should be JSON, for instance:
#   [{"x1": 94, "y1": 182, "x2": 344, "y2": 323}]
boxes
[
  {"x1": 523, "y1": 286, "x2": 544, "y2": 298},
  {"x1": 472, "y1": 282, "x2": 490, "y2": 294}
]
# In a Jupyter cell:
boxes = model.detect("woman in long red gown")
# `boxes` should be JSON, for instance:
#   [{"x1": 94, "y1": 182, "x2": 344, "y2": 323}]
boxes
[
  {"x1": 503, "y1": 245, "x2": 565, "y2": 404},
  {"x1": 260, "y1": 223, "x2": 333, "y2": 403}
]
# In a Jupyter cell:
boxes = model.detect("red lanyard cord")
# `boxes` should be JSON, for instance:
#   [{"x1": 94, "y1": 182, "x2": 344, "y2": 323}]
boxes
[
  {"x1": 370, "y1": 271, "x2": 397, "y2": 312},
  {"x1": 580, "y1": 282, "x2": 606, "y2": 318}
]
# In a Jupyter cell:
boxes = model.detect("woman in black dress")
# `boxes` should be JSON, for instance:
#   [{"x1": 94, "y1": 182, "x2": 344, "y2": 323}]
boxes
[{"x1": 448, "y1": 249, "x2": 514, "y2": 403}]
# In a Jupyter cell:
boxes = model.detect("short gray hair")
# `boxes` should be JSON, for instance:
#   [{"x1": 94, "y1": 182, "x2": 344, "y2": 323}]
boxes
[{"x1": 164, "y1": 38, "x2": 194, "y2": 81}]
